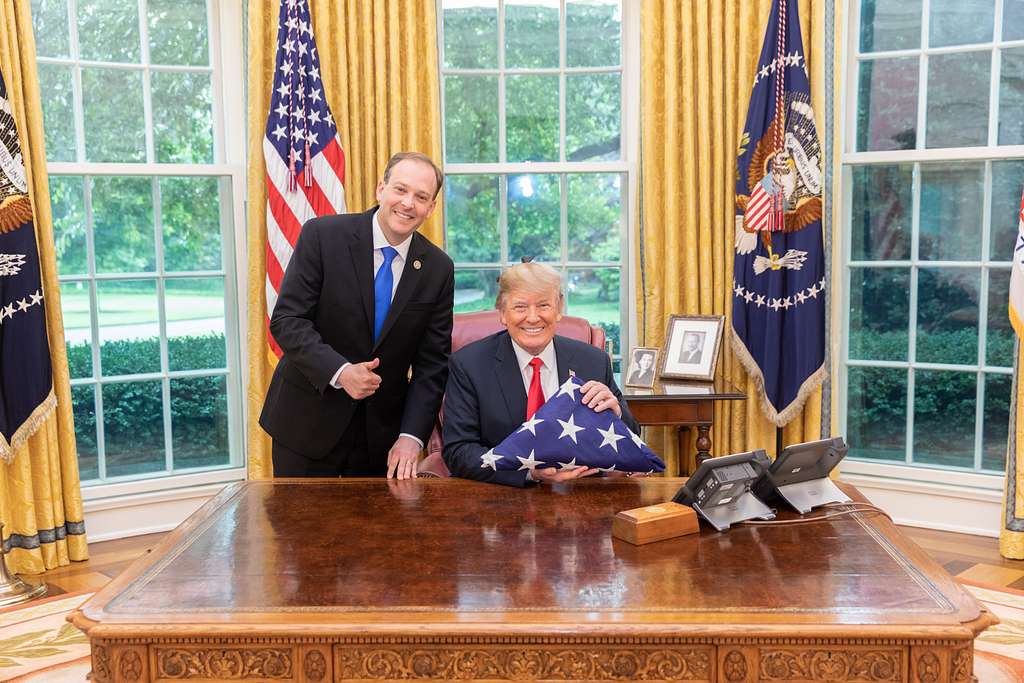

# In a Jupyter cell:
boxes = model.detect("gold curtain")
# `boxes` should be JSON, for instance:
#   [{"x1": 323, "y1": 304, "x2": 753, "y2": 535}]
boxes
[
  {"x1": 246, "y1": 0, "x2": 443, "y2": 479},
  {"x1": 0, "y1": 0, "x2": 87, "y2": 574},
  {"x1": 1000, "y1": 345, "x2": 1024, "y2": 558},
  {"x1": 638, "y1": 0, "x2": 834, "y2": 473}
]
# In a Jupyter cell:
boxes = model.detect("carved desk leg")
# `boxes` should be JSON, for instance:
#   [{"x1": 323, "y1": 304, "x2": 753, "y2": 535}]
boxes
[{"x1": 696, "y1": 425, "x2": 712, "y2": 467}]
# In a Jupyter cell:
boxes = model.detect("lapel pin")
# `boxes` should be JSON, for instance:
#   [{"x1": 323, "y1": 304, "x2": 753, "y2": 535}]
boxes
[
  {"x1": 569, "y1": 369, "x2": 576, "y2": 377},
  {"x1": 413, "y1": 259, "x2": 422, "y2": 270}
]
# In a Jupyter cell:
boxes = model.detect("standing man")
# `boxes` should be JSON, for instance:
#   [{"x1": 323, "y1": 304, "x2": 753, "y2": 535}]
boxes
[{"x1": 260, "y1": 152, "x2": 454, "y2": 479}]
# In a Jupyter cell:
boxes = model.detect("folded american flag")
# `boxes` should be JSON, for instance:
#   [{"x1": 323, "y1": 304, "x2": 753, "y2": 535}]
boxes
[{"x1": 481, "y1": 377, "x2": 666, "y2": 474}]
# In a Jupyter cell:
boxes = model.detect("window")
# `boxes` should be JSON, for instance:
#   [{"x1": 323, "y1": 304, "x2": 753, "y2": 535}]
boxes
[
  {"x1": 32, "y1": 0, "x2": 245, "y2": 485},
  {"x1": 842, "y1": 0, "x2": 1024, "y2": 478},
  {"x1": 438, "y1": 0, "x2": 635, "y2": 366}
]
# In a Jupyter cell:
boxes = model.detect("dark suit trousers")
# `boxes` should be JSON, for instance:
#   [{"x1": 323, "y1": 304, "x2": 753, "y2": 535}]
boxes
[{"x1": 271, "y1": 404, "x2": 387, "y2": 477}]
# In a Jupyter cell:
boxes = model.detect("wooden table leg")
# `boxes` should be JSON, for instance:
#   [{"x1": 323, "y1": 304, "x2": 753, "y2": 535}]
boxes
[{"x1": 696, "y1": 425, "x2": 712, "y2": 467}]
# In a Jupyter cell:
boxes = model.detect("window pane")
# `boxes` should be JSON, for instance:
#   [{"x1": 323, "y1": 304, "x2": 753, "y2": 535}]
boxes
[
  {"x1": 148, "y1": 0, "x2": 209, "y2": 66},
  {"x1": 504, "y1": 0, "x2": 559, "y2": 69},
  {"x1": 152, "y1": 71, "x2": 213, "y2": 164},
  {"x1": 63, "y1": 283, "x2": 92, "y2": 379},
  {"x1": 998, "y1": 48, "x2": 1024, "y2": 146},
  {"x1": 983, "y1": 373, "x2": 1011, "y2": 472},
  {"x1": 50, "y1": 175, "x2": 87, "y2": 275},
  {"x1": 987, "y1": 269, "x2": 1014, "y2": 367},
  {"x1": 445, "y1": 175, "x2": 500, "y2": 263},
  {"x1": 507, "y1": 75, "x2": 559, "y2": 162},
  {"x1": 166, "y1": 278, "x2": 226, "y2": 371},
  {"x1": 31, "y1": 0, "x2": 70, "y2": 57},
  {"x1": 567, "y1": 0, "x2": 620, "y2": 67},
  {"x1": 37, "y1": 63, "x2": 76, "y2": 162},
  {"x1": 566, "y1": 73, "x2": 620, "y2": 161},
  {"x1": 919, "y1": 163, "x2": 983, "y2": 261},
  {"x1": 442, "y1": 1, "x2": 497, "y2": 69},
  {"x1": 847, "y1": 366, "x2": 906, "y2": 462},
  {"x1": 926, "y1": 52, "x2": 990, "y2": 148},
  {"x1": 444, "y1": 76, "x2": 498, "y2": 163},
  {"x1": 161, "y1": 177, "x2": 222, "y2": 271},
  {"x1": 82, "y1": 68, "x2": 145, "y2": 162},
  {"x1": 991, "y1": 160, "x2": 1024, "y2": 260},
  {"x1": 71, "y1": 384, "x2": 98, "y2": 480},
  {"x1": 849, "y1": 165, "x2": 912, "y2": 260},
  {"x1": 929, "y1": 0, "x2": 993, "y2": 47},
  {"x1": 916, "y1": 267, "x2": 979, "y2": 365},
  {"x1": 848, "y1": 268, "x2": 909, "y2": 361},
  {"x1": 77, "y1": 0, "x2": 140, "y2": 63},
  {"x1": 92, "y1": 176, "x2": 155, "y2": 273},
  {"x1": 103, "y1": 380, "x2": 165, "y2": 477},
  {"x1": 171, "y1": 375, "x2": 228, "y2": 470},
  {"x1": 1005, "y1": 0, "x2": 1024, "y2": 40},
  {"x1": 568, "y1": 173, "x2": 620, "y2": 261},
  {"x1": 454, "y1": 268, "x2": 500, "y2": 313},
  {"x1": 97, "y1": 279, "x2": 160, "y2": 375},
  {"x1": 856, "y1": 58, "x2": 918, "y2": 151},
  {"x1": 567, "y1": 267, "x2": 620, "y2": 355},
  {"x1": 858, "y1": 0, "x2": 921, "y2": 52},
  {"x1": 508, "y1": 174, "x2": 559, "y2": 262},
  {"x1": 913, "y1": 370, "x2": 976, "y2": 468}
]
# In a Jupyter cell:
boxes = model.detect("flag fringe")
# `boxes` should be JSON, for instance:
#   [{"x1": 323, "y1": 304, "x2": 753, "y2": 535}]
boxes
[
  {"x1": 0, "y1": 195, "x2": 32, "y2": 233},
  {"x1": 0, "y1": 390, "x2": 56, "y2": 465},
  {"x1": 729, "y1": 329, "x2": 827, "y2": 429}
]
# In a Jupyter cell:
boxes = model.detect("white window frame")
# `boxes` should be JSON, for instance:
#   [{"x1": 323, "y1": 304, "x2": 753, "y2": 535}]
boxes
[
  {"x1": 436, "y1": 0, "x2": 640, "y2": 364},
  {"x1": 838, "y1": 0, "x2": 1023, "y2": 493},
  {"x1": 35, "y1": 0, "x2": 248, "y2": 503}
]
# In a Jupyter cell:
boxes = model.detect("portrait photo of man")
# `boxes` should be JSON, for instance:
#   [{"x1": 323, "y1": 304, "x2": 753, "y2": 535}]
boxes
[
  {"x1": 678, "y1": 332, "x2": 705, "y2": 365},
  {"x1": 626, "y1": 348, "x2": 658, "y2": 388}
]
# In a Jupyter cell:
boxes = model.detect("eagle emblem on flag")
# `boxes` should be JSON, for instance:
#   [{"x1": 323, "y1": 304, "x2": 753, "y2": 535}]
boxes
[
  {"x1": 481, "y1": 377, "x2": 666, "y2": 474},
  {"x1": 730, "y1": 0, "x2": 826, "y2": 427},
  {"x1": 0, "y1": 69, "x2": 55, "y2": 463}
]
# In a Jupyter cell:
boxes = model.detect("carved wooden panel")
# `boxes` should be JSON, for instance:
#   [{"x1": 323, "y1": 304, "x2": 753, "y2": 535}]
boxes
[
  {"x1": 154, "y1": 646, "x2": 293, "y2": 679},
  {"x1": 759, "y1": 648, "x2": 903, "y2": 681},
  {"x1": 717, "y1": 647, "x2": 756, "y2": 683},
  {"x1": 910, "y1": 647, "x2": 947, "y2": 683},
  {"x1": 335, "y1": 646, "x2": 714, "y2": 681},
  {"x1": 299, "y1": 644, "x2": 332, "y2": 683},
  {"x1": 950, "y1": 647, "x2": 972, "y2": 683}
]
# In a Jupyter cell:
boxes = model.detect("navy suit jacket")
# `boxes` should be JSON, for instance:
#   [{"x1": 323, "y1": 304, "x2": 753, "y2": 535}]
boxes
[
  {"x1": 259, "y1": 207, "x2": 454, "y2": 461},
  {"x1": 443, "y1": 331, "x2": 639, "y2": 487}
]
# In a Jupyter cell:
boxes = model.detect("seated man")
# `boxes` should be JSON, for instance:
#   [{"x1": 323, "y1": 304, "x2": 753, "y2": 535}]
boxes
[{"x1": 443, "y1": 262, "x2": 639, "y2": 487}]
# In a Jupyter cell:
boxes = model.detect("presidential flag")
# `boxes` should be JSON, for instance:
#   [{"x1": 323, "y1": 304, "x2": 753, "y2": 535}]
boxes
[
  {"x1": 1011, "y1": 186, "x2": 1024, "y2": 339},
  {"x1": 732, "y1": 0, "x2": 825, "y2": 427},
  {"x1": 0, "y1": 69, "x2": 55, "y2": 463},
  {"x1": 480, "y1": 377, "x2": 666, "y2": 474},
  {"x1": 264, "y1": 0, "x2": 346, "y2": 359}
]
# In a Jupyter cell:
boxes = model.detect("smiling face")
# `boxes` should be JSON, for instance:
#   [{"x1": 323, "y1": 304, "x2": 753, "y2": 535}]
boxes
[
  {"x1": 499, "y1": 286, "x2": 562, "y2": 357},
  {"x1": 375, "y1": 159, "x2": 439, "y2": 245}
]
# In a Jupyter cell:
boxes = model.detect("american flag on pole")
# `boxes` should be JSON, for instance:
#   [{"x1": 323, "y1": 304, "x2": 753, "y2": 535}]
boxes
[
  {"x1": 264, "y1": 0, "x2": 346, "y2": 358},
  {"x1": 0, "y1": 69, "x2": 55, "y2": 463},
  {"x1": 1011, "y1": 186, "x2": 1024, "y2": 339},
  {"x1": 480, "y1": 377, "x2": 665, "y2": 474},
  {"x1": 731, "y1": 0, "x2": 825, "y2": 427}
]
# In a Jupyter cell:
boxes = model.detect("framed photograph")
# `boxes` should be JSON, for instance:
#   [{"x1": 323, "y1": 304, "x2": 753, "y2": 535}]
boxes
[
  {"x1": 659, "y1": 314, "x2": 725, "y2": 381},
  {"x1": 624, "y1": 347, "x2": 660, "y2": 388}
]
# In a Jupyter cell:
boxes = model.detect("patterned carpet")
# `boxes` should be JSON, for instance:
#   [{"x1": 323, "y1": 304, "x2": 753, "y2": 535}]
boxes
[{"x1": 0, "y1": 583, "x2": 1021, "y2": 681}]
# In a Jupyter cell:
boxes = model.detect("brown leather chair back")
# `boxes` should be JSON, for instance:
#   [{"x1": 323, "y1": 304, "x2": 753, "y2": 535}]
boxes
[{"x1": 419, "y1": 310, "x2": 607, "y2": 477}]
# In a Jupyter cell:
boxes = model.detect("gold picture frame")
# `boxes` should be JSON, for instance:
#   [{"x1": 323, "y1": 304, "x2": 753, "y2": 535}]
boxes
[{"x1": 624, "y1": 347, "x2": 660, "y2": 388}]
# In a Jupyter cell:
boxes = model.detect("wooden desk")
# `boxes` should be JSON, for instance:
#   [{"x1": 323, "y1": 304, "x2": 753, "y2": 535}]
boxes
[
  {"x1": 623, "y1": 379, "x2": 746, "y2": 474},
  {"x1": 71, "y1": 479, "x2": 992, "y2": 683}
]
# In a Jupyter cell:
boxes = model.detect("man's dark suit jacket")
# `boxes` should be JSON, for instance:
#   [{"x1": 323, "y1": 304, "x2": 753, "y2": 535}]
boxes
[
  {"x1": 443, "y1": 331, "x2": 639, "y2": 487},
  {"x1": 260, "y1": 207, "x2": 454, "y2": 462}
]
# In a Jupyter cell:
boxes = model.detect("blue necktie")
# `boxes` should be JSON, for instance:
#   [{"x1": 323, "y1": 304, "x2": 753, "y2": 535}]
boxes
[{"x1": 373, "y1": 246, "x2": 399, "y2": 341}]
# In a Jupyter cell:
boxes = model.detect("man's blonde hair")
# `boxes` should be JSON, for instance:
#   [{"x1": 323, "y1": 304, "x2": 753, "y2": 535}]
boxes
[{"x1": 495, "y1": 261, "x2": 563, "y2": 310}]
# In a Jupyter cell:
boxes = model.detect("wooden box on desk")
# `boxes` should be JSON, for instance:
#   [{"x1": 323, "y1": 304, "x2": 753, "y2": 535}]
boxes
[{"x1": 612, "y1": 501, "x2": 699, "y2": 545}]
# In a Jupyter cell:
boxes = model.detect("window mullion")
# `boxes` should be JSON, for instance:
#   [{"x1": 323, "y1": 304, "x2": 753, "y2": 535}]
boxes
[
  {"x1": 917, "y1": 0, "x2": 930, "y2": 149},
  {"x1": 152, "y1": 177, "x2": 173, "y2": 473},
  {"x1": 67, "y1": 0, "x2": 86, "y2": 163},
  {"x1": 906, "y1": 163, "x2": 922, "y2": 466},
  {"x1": 138, "y1": 0, "x2": 156, "y2": 163},
  {"x1": 497, "y1": 0, "x2": 507, "y2": 165},
  {"x1": 83, "y1": 175, "x2": 107, "y2": 479}
]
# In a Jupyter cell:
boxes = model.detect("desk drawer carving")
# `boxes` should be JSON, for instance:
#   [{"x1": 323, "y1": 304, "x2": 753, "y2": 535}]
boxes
[
  {"x1": 759, "y1": 648, "x2": 902, "y2": 681},
  {"x1": 154, "y1": 646, "x2": 293, "y2": 679},
  {"x1": 336, "y1": 646, "x2": 714, "y2": 681}
]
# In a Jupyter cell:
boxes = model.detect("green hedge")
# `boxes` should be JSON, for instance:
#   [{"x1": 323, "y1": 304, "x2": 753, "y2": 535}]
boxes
[{"x1": 69, "y1": 334, "x2": 229, "y2": 476}]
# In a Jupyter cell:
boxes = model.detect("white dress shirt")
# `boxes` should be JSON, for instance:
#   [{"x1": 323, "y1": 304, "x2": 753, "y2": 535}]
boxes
[
  {"x1": 331, "y1": 212, "x2": 421, "y2": 447},
  {"x1": 509, "y1": 339, "x2": 559, "y2": 403}
]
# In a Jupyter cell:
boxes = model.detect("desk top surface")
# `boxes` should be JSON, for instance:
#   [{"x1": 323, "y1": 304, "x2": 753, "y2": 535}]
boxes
[{"x1": 77, "y1": 479, "x2": 983, "y2": 637}]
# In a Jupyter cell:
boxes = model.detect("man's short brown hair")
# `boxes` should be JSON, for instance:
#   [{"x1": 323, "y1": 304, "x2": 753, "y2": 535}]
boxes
[{"x1": 382, "y1": 152, "x2": 444, "y2": 199}]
